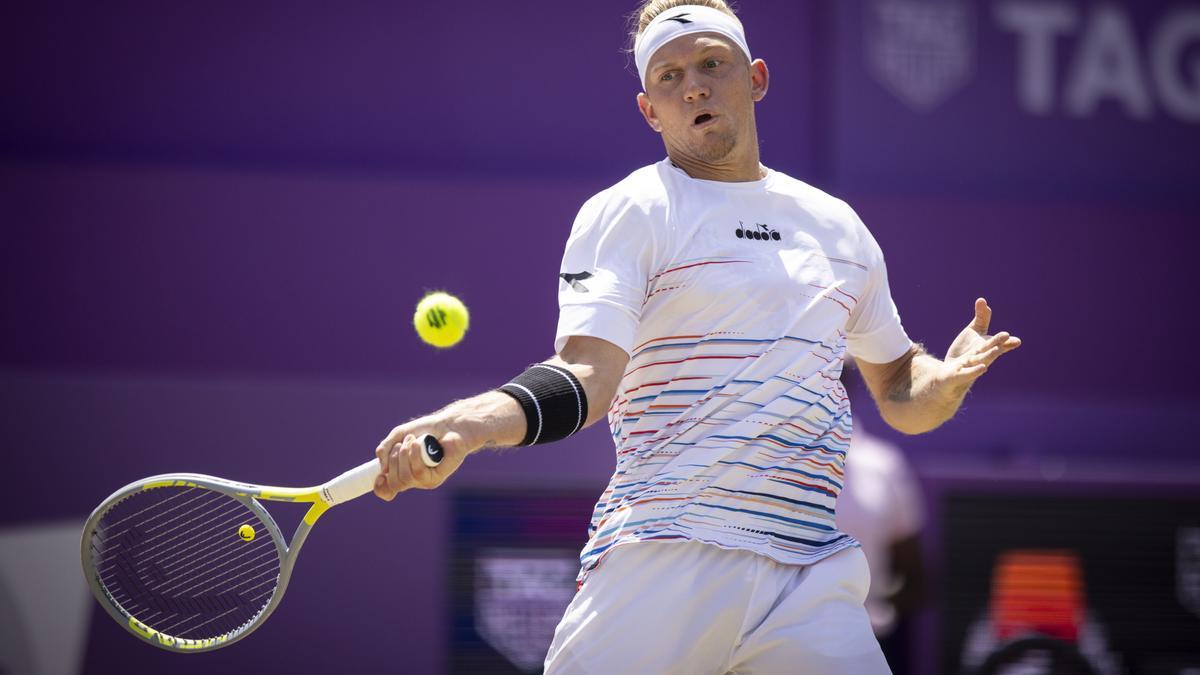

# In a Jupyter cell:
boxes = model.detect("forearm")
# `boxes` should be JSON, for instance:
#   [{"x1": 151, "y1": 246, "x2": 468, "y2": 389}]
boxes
[
  {"x1": 433, "y1": 391, "x2": 527, "y2": 453},
  {"x1": 373, "y1": 336, "x2": 627, "y2": 500},
  {"x1": 857, "y1": 298, "x2": 1020, "y2": 437},
  {"x1": 410, "y1": 340, "x2": 624, "y2": 455},
  {"x1": 875, "y1": 349, "x2": 970, "y2": 435}
]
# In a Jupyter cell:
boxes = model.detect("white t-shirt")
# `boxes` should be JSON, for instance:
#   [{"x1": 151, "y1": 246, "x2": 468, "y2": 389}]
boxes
[
  {"x1": 836, "y1": 426, "x2": 925, "y2": 636},
  {"x1": 555, "y1": 159, "x2": 912, "y2": 581}
]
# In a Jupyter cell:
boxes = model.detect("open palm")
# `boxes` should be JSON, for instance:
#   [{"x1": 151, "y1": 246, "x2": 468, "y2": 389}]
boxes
[{"x1": 938, "y1": 298, "x2": 1022, "y2": 389}]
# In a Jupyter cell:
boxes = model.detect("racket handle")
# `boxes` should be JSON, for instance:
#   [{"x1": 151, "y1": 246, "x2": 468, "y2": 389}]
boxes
[{"x1": 320, "y1": 435, "x2": 445, "y2": 505}]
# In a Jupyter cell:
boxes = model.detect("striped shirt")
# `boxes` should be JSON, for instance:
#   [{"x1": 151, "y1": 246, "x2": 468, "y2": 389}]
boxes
[{"x1": 555, "y1": 159, "x2": 912, "y2": 581}]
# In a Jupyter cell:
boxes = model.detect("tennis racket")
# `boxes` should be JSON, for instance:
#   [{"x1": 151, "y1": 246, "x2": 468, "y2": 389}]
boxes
[{"x1": 80, "y1": 434, "x2": 445, "y2": 653}]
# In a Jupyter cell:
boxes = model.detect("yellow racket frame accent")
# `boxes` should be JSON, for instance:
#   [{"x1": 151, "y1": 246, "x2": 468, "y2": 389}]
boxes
[
  {"x1": 82, "y1": 437, "x2": 438, "y2": 654},
  {"x1": 81, "y1": 466, "x2": 371, "y2": 653}
]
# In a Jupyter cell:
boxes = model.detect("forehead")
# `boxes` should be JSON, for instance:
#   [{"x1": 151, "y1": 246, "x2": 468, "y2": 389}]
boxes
[{"x1": 647, "y1": 33, "x2": 740, "y2": 69}]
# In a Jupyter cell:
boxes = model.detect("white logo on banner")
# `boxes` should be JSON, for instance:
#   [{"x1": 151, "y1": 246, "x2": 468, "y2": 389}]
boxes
[
  {"x1": 1179, "y1": 527, "x2": 1200, "y2": 618},
  {"x1": 866, "y1": 0, "x2": 976, "y2": 112},
  {"x1": 475, "y1": 550, "x2": 577, "y2": 673},
  {"x1": 995, "y1": 2, "x2": 1200, "y2": 123}
]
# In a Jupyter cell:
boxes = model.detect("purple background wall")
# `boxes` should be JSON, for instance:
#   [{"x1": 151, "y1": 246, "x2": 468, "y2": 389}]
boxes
[{"x1": 3, "y1": 1, "x2": 1198, "y2": 673}]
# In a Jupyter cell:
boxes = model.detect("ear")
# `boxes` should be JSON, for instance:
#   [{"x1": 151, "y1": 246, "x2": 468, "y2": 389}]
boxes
[
  {"x1": 749, "y1": 59, "x2": 769, "y2": 102},
  {"x1": 637, "y1": 92, "x2": 663, "y2": 133}
]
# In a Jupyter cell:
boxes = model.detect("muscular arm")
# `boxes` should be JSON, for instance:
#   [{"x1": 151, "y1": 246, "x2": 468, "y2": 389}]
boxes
[
  {"x1": 856, "y1": 298, "x2": 1021, "y2": 435},
  {"x1": 372, "y1": 335, "x2": 629, "y2": 500}
]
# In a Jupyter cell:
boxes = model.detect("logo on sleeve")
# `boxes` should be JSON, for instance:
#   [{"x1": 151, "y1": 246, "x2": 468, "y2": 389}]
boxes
[
  {"x1": 559, "y1": 271, "x2": 593, "y2": 293},
  {"x1": 735, "y1": 221, "x2": 781, "y2": 242}
]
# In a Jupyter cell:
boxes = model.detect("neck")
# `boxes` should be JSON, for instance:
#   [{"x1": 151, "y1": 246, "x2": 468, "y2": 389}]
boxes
[
  {"x1": 668, "y1": 150, "x2": 765, "y2": 182},
  {"x1": 666, "y1": 124, "x2": 765, "y2": 182}
]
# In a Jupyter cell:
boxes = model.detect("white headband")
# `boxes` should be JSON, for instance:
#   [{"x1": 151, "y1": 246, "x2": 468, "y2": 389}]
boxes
[{"x1": 634, "y1": 5, "x2": 752, "y2": 90}]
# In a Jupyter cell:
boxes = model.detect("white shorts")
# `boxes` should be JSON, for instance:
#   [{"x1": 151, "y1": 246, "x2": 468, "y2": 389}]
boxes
[{"x1": 543, "y1": 541, "x2": 891, "y2": 675}]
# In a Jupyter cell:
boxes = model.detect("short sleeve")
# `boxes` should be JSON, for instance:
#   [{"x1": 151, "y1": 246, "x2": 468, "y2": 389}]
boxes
[
  {"x1": 554, "y1": 189, "x2": 660, "y2": 356},
  {"x1": 844, "y1": 213, "x2": 912, "y2": 364}
]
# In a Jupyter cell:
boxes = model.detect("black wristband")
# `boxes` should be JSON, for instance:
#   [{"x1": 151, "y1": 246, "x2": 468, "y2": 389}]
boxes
[{"x1": 497, "y1": 364, "x2": 588, "y2": 446}]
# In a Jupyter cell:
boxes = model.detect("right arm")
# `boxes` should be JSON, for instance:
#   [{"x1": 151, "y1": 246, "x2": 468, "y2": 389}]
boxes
[{"x1": 372, "y1": 335, "x2": 629, "y2": 500}]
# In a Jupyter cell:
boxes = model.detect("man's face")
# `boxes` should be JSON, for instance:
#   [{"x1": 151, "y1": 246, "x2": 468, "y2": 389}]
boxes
[{"x1": 638, "y1": 33, "x2": 767, "y2": 165}]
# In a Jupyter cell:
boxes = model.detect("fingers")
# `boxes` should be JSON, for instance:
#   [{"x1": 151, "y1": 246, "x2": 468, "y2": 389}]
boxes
[
  {"x1": 373, "y1": 443, "x2": 393, "y2": 500},
  {"x1": 965, "y1": 331, "x2": 1022, "y2": 365},
  {"x1": 375, "y1": 425, "x2": 409, "y2": 474},
  {"x1": 970, "y1": 297, "x2": 991, "y2": 334},
  {"x1": 373, "y1": 473, "x2": 390, "y2": 500},
  {"x1": 373, "y1": 435, "x2": 409, "y2": 501},
  {"x1": 945, "y1": 330, "x2": 1023, "y2": 391},
  {"x1": 373, "y1": 426, "x2": 403, "y2": 501},
  {"x1": 976, "y1": 332, "x2": 1008, "y2": 360},
  {"x1": 956, "y1": 363, "x2": 988, "y2": 380},
  {"x1": 403, "y1": 435, "x2": 443, "y2": 487},
  {"x1": 372, "y1": 425, "x2": 414, "y2": 500},
  {"x1": 940, "y1": 357, "x2": 989, "y2": 390},
  {"x1": 981, "y1": 331, "x2": 1022, "y2": 357},
  {"x1": 373, "y1": 431, "x2": 458, "y2": 501},
  {"x1": 963, "y1": 345, "x2": 1000, "y2": 367}
]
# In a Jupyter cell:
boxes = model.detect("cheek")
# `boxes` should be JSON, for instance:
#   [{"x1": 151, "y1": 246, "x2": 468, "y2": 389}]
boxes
[{"x1": 657, "y1": 108, "x2": 687, "y2": 132}]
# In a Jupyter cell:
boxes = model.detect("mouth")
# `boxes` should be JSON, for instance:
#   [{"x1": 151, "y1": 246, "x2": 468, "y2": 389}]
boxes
[{"x1": 693, "y1": 112, "x2": 717, "y2": 128}]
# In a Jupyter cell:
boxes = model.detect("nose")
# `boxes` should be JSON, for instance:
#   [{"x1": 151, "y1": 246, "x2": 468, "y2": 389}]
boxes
[{"x1": 682, "y1": 69, "x2": 710, "y2": 102}]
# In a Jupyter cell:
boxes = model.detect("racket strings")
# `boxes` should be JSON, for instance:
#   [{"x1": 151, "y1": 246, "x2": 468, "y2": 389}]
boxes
[
  {"x1": 90, "y1": 486, "x2": 282, "y2": 641},
  {"x1": 138, "y1": 505, "x2": 257, "y2": 574},
  {"x1": 95, "y1": 491, "x2": 245, "y2": 574}
]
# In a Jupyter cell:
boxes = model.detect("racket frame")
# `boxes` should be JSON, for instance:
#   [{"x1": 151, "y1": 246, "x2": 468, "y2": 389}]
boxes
[
  {"x1": 81, "y1": 472, "x2": 332, "y2": 653},
  {"x1": 81, "y1": 435, "x2": 441, "y2": 653}
]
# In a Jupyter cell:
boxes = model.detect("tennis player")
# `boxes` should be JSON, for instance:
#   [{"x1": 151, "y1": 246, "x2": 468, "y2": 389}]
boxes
[{"x1": 373, "y1": 2, "x2": 1020, "y2": 672}]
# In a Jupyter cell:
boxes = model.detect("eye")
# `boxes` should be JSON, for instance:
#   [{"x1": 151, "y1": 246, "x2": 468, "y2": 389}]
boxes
[
  {"x1": 660, "y1": 71, "x2": 676, "y2": 82},
  {"x1": 704, "y1": 59, "x2": 721, "y2": 69}
]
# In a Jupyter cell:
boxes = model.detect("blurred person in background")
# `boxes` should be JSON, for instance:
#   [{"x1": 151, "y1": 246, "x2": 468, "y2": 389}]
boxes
[
  {"x1": 838, "y1": 359, "x2": 928, "y2": 675},
  {"x1": 371, "y1": 1, "x2": 1019, "y2": 673}
]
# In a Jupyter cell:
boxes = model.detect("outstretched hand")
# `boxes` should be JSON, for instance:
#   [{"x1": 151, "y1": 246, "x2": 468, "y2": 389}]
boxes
[{"x1": 937, "y1": 298, "x2": 1021, "y2": 390}]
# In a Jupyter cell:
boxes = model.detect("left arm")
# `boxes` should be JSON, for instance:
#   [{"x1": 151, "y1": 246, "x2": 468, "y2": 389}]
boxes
[{"x1": 856, "y1": 297, "x2": 1021, "y2": 435}]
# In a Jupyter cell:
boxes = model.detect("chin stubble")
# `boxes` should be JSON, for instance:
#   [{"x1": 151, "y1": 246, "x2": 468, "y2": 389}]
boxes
[{"x1": 691, "y1": 132, "x2": 737, "y2": 163}]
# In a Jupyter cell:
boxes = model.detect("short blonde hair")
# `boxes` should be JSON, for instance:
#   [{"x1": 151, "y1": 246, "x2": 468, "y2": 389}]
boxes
[{"x1": 628, "y1": 0, "x2": 740, "y2": 50}]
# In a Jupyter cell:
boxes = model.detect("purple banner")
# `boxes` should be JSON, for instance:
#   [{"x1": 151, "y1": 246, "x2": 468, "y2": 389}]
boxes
[
  {"x1": 0, "y1": 2, "x2": 821, "y2": 181},
  {"x1": 831, "y1": 0, "x2": 1200, "y2": 199}
]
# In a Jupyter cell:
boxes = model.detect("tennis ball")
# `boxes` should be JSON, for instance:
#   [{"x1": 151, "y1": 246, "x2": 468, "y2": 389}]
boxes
[
  {"x1": 238, "y1": 524, "x2": 255, "y2": 542},
  {"x1": 414, "y1": 292, "x2": 469, "y2": 348}
]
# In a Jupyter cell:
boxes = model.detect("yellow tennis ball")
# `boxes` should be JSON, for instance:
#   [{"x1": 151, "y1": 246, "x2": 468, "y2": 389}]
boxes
[
  {"x1": 238, "y1": 524, "x2": 255, "y2": 542},
  {"x1": 414, "y1": 291, "x2": 469, "y2": 348}
]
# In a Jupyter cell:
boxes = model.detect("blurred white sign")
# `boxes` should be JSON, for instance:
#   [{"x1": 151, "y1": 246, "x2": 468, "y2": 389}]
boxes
[
  {"x1": 866, "y1": 0, "x2": 976, "y2": 111},
  {"x1": 0, "y1": 521, "x2": 92, "y2": 675},
  {"x1": 475, "y1": 550, "x2": 577, "y2": 673}
]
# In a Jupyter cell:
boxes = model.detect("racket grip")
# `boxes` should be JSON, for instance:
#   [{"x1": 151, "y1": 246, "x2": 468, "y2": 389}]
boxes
[
  {"x1": 320, "y1": 435, "x2": 445, "y2": 505},
  {"x1": 321, "y1": 459, "x2": 380, "y2": 505}
]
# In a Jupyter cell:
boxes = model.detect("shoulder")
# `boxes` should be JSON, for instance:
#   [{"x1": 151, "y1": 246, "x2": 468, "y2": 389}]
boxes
[
  {"x1": 770, "y1": 171, "x2": 864, "y2": 228},
  {"x1": 770, "y1": 170, "x2": 881, "y2": 259},
  {"x1": 572, "y1": 162, "x2": 672, "y2": 232},
  {"x1": 588, "y1": 162, "x2": 672, "y2": 211}
]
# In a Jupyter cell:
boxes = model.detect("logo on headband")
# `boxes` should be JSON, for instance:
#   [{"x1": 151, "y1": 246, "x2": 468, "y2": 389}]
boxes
[{"x1": 665, "y1": 12, "x2": 693, "y2": 24}]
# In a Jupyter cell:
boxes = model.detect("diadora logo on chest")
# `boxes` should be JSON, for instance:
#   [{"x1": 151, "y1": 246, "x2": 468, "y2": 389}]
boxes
[{"x1": 735, "y1": 221, "x2": 781, "y2": 242}]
